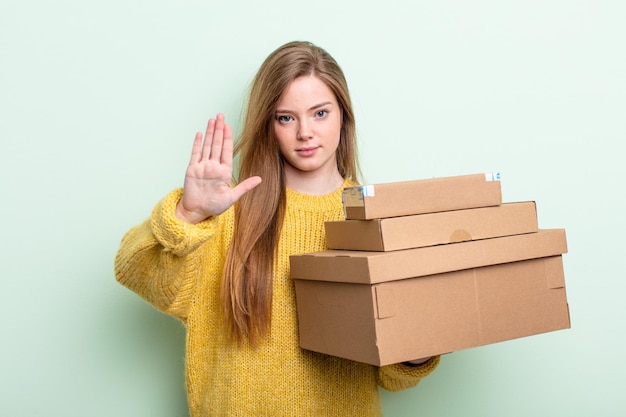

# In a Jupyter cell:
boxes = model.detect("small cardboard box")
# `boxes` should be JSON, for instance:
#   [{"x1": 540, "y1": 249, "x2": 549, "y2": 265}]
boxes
[
  {"x1": 292, "y1": 229, "x2": 567, "y2": 284},
  {"x1": 325, "y1": 202, "x2": 538, "y2": 251},
  {"x1": 342, "y1": 173, "x2": 502, "y2": 220},
  {"x1": 292, "y1": 255, "x2": 570, "y2": 366}
]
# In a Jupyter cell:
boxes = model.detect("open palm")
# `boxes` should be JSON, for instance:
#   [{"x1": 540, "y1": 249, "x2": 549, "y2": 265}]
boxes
[{"x1": 175, "y1": 114, "x2": 262, "y2": 224}]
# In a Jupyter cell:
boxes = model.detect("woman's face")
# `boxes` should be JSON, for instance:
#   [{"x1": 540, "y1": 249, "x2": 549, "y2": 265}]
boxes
[{"x1": 273, "y1": 75, "x2": 342, "y2": 184}]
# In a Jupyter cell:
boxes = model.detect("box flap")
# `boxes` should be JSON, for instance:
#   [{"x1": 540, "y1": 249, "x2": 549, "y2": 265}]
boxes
[
  {"x1": 545, "y1": 255, "x2": 566, "y2": 289},
  {"x1": 375, "y1": 286, "x2": 396, "y2": 319}
]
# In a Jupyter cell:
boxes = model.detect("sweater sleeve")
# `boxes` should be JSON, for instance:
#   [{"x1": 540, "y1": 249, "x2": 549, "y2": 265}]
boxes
[
  {"x1": 376, "y1": 355, "x2": 441, "y2": 392},
  {"x1": 114, "y1": 188, "x2": 218, "y2": 321}
]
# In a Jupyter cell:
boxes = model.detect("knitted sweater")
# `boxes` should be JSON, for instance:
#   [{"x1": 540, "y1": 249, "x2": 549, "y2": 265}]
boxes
[{"x1": 115, "y1": 181, "x2": 439, "y2": 417}]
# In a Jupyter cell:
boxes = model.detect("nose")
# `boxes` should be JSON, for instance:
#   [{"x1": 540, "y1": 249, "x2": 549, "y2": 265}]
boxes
[{"x1": 297, "y1": 119, "x2": 313, "y2": 140}]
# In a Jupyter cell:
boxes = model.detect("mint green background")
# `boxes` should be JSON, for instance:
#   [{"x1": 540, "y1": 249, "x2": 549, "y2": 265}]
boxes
[{"x1": 1, "y1": 1, "x2": 624, "y2": 416}]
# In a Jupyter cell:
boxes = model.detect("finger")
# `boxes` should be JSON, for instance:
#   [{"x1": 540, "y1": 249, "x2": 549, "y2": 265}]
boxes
[
  {"x1": 209, "y1": 113, "x2": 225, "y2": 162},
  {"x1": 201, "y1": 118, "x2": 216, "y2": 160},
  {"x1": 230, "y1": 176, "x2": 262, "y2": 201},
  {"x1": 220, "y1": 122, "x2": 233, "y2": 167},
  {"x1": 189, "y1": 132, "x2": 204, "y2": 164}
]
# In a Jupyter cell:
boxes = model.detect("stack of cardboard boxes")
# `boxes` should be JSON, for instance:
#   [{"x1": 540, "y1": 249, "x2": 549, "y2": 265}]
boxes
[{"x1": 290, "y1": 173, "x2": 570, "y2": 366}]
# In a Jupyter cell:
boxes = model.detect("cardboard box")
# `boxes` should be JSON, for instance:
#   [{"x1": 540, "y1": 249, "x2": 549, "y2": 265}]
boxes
[
  {"x1": 293, "y1": 255, "x2": 570, "y2": 366},
  {"x1": 325, "y1": 202, "x2": 538, "y2": 251},
  {"x1": 342, "y1": 173, "x2": 502, "y2": 220},
  {"x1": 292, "y1": 229, "x2": 567, "y2": 284}
]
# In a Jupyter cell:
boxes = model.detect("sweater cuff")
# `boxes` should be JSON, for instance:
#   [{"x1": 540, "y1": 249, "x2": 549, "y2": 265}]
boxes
[
  {"x1": 150, "y1": 188, "x2": 218, "y2": 256},
  {"x1": 378, "y1": 355, "x2": 440, "y2": 392}
]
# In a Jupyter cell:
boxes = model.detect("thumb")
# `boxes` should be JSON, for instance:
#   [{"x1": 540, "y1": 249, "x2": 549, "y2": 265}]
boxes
[{"x1": 231, "y1": 176, "x2": 262, "y2": 201}]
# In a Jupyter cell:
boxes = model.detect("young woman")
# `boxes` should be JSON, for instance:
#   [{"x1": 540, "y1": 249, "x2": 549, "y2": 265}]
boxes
[{"x1": 115, "y1": 40, "x2": 439, "y2": 417}]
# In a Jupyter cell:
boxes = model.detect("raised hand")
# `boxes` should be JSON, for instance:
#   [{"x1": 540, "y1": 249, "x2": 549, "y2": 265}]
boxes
[{"x1": 175, "y1": 114, "x2": 262, "y2": 224}]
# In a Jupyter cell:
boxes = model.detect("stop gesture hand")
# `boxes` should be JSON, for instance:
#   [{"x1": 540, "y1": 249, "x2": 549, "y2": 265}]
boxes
[{"x1": 175, "y1": 114, "x2": 262, "y2": 224}]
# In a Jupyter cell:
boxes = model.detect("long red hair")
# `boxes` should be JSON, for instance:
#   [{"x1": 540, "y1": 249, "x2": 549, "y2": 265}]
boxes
[{"x1": 221, "y1": 41, "x2": 360, "y2": 345}]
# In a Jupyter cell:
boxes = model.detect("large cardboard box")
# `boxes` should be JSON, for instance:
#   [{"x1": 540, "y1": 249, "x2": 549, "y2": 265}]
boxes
[
  {"x1": 290, "y1": 229, "x2": 569, "y2": 366},
  {"x1": 292, "y1": 255, "x2": 570, "y2": 366},
  {"x1": 342, "y1": 173, "x2": 502, "y2": 220},
  {"x1": 325, "y1": 202, "x2": 538, "y2": 251}
]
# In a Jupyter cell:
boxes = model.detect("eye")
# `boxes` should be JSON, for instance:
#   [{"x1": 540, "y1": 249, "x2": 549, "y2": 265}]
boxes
[
  {"x1": 315, "y1": 110, "x2": 328, "y2": 118},
  {"x1": 277, "y1": 115, "x2": 293, "y2": 123}
]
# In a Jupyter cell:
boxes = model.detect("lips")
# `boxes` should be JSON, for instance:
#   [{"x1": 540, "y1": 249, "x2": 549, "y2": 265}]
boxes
[{"x1": 296, "y1": 146, "x2": 319, "y2": 157}]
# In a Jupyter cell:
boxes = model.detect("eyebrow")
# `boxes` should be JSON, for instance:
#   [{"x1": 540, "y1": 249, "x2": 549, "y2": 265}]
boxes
[{"x1": 275, "y1": 101, "x2": 334, "y2": 114}]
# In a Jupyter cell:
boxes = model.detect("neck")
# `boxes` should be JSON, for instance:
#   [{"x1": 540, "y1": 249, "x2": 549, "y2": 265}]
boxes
[{"x1": 284, "y1": 165, "x2": 344, "y2": 195}]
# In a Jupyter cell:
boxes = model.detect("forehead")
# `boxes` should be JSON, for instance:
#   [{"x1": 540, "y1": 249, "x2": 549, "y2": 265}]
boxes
[{"x1": 277, "y1": 75, "x2": 337, "y2": 109}]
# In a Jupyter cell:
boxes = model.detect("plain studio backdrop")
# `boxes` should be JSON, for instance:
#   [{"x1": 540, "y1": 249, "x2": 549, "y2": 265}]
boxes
[{"x1": 1, "y1": 1, "x2": 624, "y2": 416}]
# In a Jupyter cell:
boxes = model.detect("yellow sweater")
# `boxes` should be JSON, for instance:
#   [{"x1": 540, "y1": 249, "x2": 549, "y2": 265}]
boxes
[{"x1": 115, "y1": 181, "x2": 439, "y2": 417}]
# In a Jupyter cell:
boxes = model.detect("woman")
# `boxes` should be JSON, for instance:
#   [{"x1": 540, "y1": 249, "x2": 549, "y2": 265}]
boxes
[{"x1": 115, "y1": 40, "x2": 439, "y2": 417}]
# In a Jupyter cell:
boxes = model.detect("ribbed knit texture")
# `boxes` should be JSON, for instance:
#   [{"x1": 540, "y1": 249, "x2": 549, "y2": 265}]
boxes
[{"x1": 114, "y1": 180, "x2": 439, "y2": 417}]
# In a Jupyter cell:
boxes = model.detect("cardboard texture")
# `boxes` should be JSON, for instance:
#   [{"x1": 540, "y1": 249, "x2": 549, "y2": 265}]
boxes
[
  {"x1": 292, "y1": 229, "x2": 567, "y2": 284},
  {"x1": 342, "y1": 173, "x2": 502, "y2": 220},
  {"x1": 293, "y1": 256, "x2": 570, "y2": 366},
  {"x1": 325, "y1": 202, "x2": 538, "y2": 251}
]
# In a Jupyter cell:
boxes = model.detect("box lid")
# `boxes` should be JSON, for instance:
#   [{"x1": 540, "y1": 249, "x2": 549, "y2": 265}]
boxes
[{"x1": 290, "y1": 229, "x2": 567, "y2": 284}]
